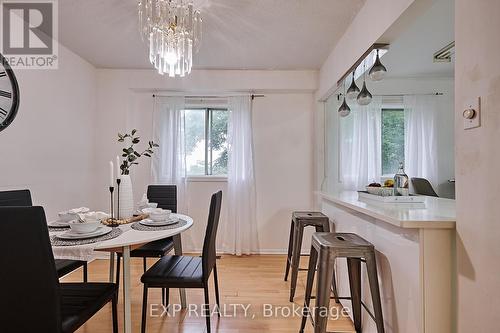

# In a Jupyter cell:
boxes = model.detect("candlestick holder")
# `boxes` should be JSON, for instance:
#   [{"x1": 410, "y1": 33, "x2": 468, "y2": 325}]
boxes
[
  {"x1": 116, "y1": 178, "x2": 121, "y2": 220},
  {"x1": 109, "y1": 186, "x2": 118, "y2": 227}
]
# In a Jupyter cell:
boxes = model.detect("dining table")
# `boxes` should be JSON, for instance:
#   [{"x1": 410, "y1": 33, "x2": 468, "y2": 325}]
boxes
[{"x1": 50, "y1": 213, "x2": 194, "y2": 333}]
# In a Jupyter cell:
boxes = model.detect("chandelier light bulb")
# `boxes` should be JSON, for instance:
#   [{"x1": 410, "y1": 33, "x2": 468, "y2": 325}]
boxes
[
  {"x1": 165, "y1": 51, "x2": 178, "y2": 66},
  {"x1": 138, "y1": 0, "x2": 202, "y2": 77}
]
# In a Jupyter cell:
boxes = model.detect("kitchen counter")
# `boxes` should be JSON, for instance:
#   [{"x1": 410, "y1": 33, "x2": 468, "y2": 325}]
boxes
[
  {"x1": 319, "y1": 190, "x2": 456, "y2": 333},
  {"x1": 318, "y1": 191, "x2": 456, "y2": 229}
]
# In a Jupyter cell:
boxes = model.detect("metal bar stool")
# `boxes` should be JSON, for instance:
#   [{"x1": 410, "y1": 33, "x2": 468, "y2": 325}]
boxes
[
  {"x1": 300, "y1": 233, "x2": 385, "y2": 333},
  {"x1": 285, "y1": 211, "x2": 334, "y2": 302}
]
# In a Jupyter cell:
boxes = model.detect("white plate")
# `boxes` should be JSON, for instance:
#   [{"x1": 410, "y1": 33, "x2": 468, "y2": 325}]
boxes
[
  {"x1": 57, "y1": 226, "x2": 112, "y2": 240},
  {"x1": 48, "y1": 219, "x2": 77, "y2": 228},
  {"x1": 139, "y1": 217, "x2": 179, "y2": 227}
]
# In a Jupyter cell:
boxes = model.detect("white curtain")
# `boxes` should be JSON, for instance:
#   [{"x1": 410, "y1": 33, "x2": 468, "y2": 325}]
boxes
[
  {"x1": 151, "y1": 97, "x2": 188, "y2": 214},
  {"x1": 222, "y1": 96, "x2": 258, "y2": 255},
  {"x1": 340, "y1": 97, "x2": 382, "y2": 190},
  {"x1": 404, "y1": 95, "x2": 438, "y2": 187}
]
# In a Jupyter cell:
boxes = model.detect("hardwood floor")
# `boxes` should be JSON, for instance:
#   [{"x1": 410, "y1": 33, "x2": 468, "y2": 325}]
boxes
[{"x1": 62, "y1": 255, "x2": 355, "y2": 333}]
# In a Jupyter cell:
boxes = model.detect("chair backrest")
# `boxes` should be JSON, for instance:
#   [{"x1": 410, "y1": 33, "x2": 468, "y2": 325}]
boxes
[
  {"x1": 411, "y1": 178, "x2": 439, "y2": 197},
  {"x1": 202, "y1": 191, "x2": 223, "y2": 280},
  {"x1": 0, "y1": 207, "x2": 61, "y2": 332},
  {"x1": 147, "y1": 185, "x2": 177, "y2": 213},
  {"x1": 0, "y1": 189, "x2": 32, "y2": 206}
]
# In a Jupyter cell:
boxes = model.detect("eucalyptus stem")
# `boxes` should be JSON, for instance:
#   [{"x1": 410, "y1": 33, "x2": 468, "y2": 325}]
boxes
[{"x1": 117, "y1": 129, "x2": 159, "y2": 175}]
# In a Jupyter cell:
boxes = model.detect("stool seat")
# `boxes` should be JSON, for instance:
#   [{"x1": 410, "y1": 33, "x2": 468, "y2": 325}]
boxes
[
  {"x1": 292, "y1": 211, "x2": 329, "y2": 221},
  {"x1": 313, "y1": 232, "x2": 373, "y2": 250}
]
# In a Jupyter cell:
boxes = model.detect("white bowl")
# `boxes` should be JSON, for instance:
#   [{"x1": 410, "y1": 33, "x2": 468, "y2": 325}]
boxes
[
  {"x1": 150, "y1": 210, "x2": 171, "y2": 222},
  {"x1": 68, "y1": 221, "x2": 101, "y2": 234}
]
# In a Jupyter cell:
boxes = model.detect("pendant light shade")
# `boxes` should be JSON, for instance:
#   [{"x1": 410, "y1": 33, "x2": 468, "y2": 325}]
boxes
[
  {"x1": 369, "y1": 49, "x2": 387, "y2": 81},
  {"x1": 346, "y1": 73, "x2": 360, "y2": 100},
  {"x1": 357, "y1": 81, "x2": 372, "y2": 106},
  {"x1": 338, "y1": 96, "x2": 351, "y2": 117}
]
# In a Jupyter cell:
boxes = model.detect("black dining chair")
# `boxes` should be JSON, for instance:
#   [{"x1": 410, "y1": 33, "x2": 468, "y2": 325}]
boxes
[
  {"x1": 0, "y1": 189, "x2": 88, "y2": 281},
  {"x1": 140, "y1": 191, "x2": 223, "y2": 333},
  {"x1": 0, "y1": 206, "x2": 118, "y2": 333},
  {"x1": 411, "y1": 177, "x2": 439, "y2": 197},
  {"x1": 115, "y1": 185, "x2": 177, "y2": 302}
]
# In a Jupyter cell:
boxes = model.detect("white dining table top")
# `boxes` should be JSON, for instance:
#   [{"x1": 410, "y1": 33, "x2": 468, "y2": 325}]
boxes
[
  {"x1": 50, "y1": 214, "x2": 193, "y2": 260},
  {"x1": 95, "y1": 214, "x2": 193, "y2": 250}
]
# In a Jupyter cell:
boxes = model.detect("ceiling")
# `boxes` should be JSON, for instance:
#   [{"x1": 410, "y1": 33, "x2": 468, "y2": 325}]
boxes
[
  {"x1": 58, "y1": 0, "x2": 365, "y2": 70},
  {"x1": 383, "y1": 0, "x2": 454, "y2": 78}
]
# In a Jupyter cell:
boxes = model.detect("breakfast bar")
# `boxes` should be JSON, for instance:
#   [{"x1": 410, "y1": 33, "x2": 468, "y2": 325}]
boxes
[{"x1": 318, "y1": 191, "x2": 456, "y2": 333}]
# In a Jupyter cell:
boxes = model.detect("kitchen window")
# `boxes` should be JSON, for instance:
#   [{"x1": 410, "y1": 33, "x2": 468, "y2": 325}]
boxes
[
  {"x1": 185, "y1": 108, "x2": 228, "y2": 177},
  {"x1": 381, "y1": 108, "x2": 405, "y2": 175}
]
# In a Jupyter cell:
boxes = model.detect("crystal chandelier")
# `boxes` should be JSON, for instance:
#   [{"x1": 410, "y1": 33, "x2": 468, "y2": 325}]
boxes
[{"x1": 138, "y1": 0, "x2": 202, "y2": 77}]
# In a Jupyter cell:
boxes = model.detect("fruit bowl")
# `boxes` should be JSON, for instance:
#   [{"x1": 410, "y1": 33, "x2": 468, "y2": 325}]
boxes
[{"x1": 366, "y1": 186, "x2": 394, "y2": 196}]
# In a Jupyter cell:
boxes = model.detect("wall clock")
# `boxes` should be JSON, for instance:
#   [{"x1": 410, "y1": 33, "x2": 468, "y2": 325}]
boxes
[{"x1": 0, "y1": 52, "x2": 20, "y2": 133}]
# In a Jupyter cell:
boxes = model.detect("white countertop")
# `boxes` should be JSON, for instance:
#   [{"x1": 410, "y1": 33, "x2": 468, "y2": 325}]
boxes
[{"x1": 318, "y1": 191, "x2": 456, "y2": 229}]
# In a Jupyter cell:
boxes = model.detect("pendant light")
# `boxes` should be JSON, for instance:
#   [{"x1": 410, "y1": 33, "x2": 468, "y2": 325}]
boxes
[
  {"x1": 346, "y1": 71, "x2": 360, "y2": 100},
  {"x1": 357, "y1": 60, "x2": 372, "y2": 106},
  {"x1": 338, "y1": 80, "x2": 351, "y2": 117},
  {"x1": 369, "y1": 49, "x2": 387, "y2": 81}
]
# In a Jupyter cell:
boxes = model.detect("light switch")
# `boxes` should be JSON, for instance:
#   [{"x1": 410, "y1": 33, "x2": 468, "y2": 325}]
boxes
[{"x1": 463, "y1": 97, "x2": 481, "y2": 130}]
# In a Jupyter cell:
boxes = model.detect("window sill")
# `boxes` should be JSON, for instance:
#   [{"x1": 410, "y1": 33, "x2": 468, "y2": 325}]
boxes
[{"x1": 186, "y1": 176, "x2": 228, "y2": 183}]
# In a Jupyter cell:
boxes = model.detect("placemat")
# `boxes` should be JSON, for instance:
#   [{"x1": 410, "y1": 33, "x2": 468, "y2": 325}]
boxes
[
  {"x1": 131, "y1": 219, "x2": 187, "y2": 231},
  {"x1": 51, "y1": 228, "x2": 123, "y2": 246}
]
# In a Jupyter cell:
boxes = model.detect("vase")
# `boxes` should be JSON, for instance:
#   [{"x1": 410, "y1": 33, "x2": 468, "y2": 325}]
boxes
[{"x1": 119, "y1": 175, "x2": 134, "y2": 218}]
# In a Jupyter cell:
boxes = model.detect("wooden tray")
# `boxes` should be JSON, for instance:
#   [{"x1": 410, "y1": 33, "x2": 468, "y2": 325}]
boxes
[
  {"x1": 358, "y1": 191, "x2": 426, "y2": 203},
  {"x1": 102, "y1": 214, "x2": 148, "y2": 226}
]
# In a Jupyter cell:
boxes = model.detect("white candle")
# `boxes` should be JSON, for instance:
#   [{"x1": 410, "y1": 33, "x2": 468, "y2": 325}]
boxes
[
  {"x1": 116, "y1": 156, "x2": 121, "y2": 177},
  {"x1": 109, "y1": 161, "x2": 114, "y2": 187}
]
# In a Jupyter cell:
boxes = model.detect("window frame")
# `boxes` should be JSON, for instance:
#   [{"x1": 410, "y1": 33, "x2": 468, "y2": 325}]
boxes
[{"x1": 184, "y1": 107, "x2": 229, "y2": 179}]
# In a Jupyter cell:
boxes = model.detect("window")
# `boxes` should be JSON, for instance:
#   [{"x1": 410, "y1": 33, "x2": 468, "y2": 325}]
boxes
[
  {"x1": 185, "y1": 108, "x2": 228, "y2": 176},
  {"x1": 381, "y1": 109, "x2": 405, "y2": 175}
]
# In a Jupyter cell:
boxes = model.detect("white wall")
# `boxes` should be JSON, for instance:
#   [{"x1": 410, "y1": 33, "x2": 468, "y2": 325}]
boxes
[
  {"x1": 455, "y1": 0, "x2": 500, "y2": 331},
  {"x1": 318, "y1": 0, "x2": 417, "y2": 99},
  {"x1": 252, "y1": 94, "x2": 315, "y2": 253},
  {"x1": 94, "y1": 69, "x2": 317, "y2": 253},
  {"x1": 0, "y1": 44, "x2": 98, "y2": 220}
]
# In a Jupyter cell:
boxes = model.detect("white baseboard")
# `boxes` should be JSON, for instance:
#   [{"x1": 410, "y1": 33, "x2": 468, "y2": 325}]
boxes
[{"x1": 186, "y1": 248, "x2": 311, "y2": 255}]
